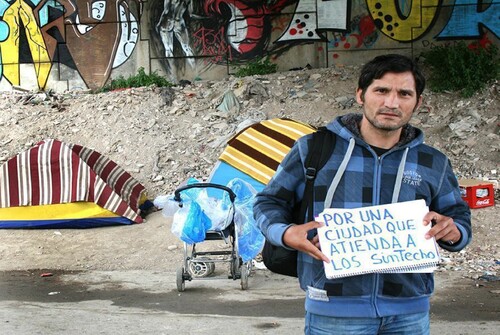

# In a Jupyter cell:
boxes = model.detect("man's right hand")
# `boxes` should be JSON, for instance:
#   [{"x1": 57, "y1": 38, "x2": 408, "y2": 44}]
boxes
[{"x1": 282, "y1": 221, "x2": 330, "y2": 263}]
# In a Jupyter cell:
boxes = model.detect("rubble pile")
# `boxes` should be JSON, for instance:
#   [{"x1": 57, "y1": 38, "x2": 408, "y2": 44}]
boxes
[{"x1": 0, "y1": 66, "x2": 498, "y2": 279}]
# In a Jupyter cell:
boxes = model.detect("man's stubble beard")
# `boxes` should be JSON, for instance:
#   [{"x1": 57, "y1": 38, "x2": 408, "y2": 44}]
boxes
[{"x1": 364, "y1": 107, "x2": 418, "y2": 132}]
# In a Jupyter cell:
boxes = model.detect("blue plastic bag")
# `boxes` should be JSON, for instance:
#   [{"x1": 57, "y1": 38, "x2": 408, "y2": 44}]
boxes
[
  {"x1": 172, "y1": 200, "x2": 212, "y2": 244},
  {"x1": 225, "y1": 178, "x2": 265, "y2": 262}
]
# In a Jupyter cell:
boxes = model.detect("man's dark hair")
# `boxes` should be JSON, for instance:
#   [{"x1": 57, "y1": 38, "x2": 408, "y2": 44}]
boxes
[{"x1": 358, "y1": 54, "x2": 426, "y2": 98}]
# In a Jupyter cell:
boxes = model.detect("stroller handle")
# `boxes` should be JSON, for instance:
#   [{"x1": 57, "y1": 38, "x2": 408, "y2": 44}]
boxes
[{"x1": 174, "y1": 183, "x2": 237, "y2": 203}]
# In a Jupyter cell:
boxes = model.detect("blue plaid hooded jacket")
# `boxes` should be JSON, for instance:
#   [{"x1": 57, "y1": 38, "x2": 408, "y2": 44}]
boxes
[{"x1": 254, "y1": 113, "x2": 472, "y2": 318}]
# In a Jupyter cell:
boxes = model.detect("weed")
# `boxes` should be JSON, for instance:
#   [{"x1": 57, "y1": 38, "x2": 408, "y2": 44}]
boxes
[
  {"x1": 234, "y1": 57, "x2": 278, "y2": 77},
  {"x1": 100, "y1": 67, "x2": 173, "y2": 92},
  {"x1": 421, "y1": 42, "x2": 499, "y2": 97}
]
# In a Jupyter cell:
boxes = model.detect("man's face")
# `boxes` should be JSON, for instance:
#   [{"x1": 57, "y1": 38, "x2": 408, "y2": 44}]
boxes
[{"x1": 356, "y1": 71, "x2": 422, "y2": 132}]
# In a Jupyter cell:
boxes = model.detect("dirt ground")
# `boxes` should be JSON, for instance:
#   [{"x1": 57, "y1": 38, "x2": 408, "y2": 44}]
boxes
[
  {"x1": 0, "y1": 206, "x2": 498, "y2": 329},
  {"x1": 0, "y1": 65, "x2": 498, "y2": 332}
]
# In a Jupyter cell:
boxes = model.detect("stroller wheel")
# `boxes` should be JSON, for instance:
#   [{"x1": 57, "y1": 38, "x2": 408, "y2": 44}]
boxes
[
  {"x1": 240, "y1": 262, "x2": 251, "y2": 290},
  {"x1": 176, "y1": 267, "x2": 186, "y2": 292},
  {"x1": 188, "y1": 258, "x2": 215, "y2": 278},
  {"x1": 230, "y1": 257, "x2": 241, "y2": 279}
]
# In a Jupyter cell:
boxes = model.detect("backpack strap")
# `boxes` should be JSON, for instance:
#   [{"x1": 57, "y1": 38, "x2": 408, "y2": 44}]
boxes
[
  {"x1": 297, "y1": 127, "x2": 336, "y2": 223},
  {"x1": 261, "y1": 127, "x2": 336, "y2": 277}
]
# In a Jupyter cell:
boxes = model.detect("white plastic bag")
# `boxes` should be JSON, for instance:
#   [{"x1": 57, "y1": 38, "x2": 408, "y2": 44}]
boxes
[{"x1": 153, "y1": 195, "x2": 180, "y2": 217}]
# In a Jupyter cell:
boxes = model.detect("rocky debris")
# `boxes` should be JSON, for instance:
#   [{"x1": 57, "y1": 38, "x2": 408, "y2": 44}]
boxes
[
  {"x1": 1, "y1": 67, "x2": 497, "y2": 197},
  {"x1": 0, "y1": 67, "x2": 498, "y2": 278}
]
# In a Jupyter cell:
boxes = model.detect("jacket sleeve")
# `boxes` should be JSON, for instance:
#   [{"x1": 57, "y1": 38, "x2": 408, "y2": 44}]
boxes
[
  {"x1": 253, "y1": 140, "x2": 306, "y2": 248},
  {"x1": 432, "y1": 158, "x2": 472, "y2": 252}
]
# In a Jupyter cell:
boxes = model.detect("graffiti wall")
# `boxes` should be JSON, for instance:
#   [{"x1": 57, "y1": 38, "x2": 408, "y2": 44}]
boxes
[
  {"x1": 0, "y1": 0, "x2": 498, "y2": 91},
  {"x1": 0, "y1": 0, "x2": 141, "y2": 91}
]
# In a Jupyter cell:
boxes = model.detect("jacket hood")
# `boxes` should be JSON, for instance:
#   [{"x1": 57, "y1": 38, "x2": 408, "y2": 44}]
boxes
[{"x1": 327, "y1": 113, "x2": 424, "y2": 149}]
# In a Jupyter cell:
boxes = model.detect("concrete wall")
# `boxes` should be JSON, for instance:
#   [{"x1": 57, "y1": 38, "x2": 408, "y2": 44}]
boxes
[{"x1": 0, "y1": 0, "x2": 498, "y2": 92}]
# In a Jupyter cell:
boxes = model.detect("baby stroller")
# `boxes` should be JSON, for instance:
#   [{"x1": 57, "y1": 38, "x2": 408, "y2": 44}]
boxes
[{"x1": 173, "y1": 183, "x2": 252, "y2": 292}]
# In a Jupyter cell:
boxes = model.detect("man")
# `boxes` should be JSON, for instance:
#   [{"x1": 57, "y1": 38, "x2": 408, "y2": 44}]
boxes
[{"x1": 253, "y1": 54, "x2": 471, "y2": 334}]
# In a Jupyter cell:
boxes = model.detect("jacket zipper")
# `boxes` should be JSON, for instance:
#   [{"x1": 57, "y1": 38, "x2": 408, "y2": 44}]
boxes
[{"x1": 371, "y1": 153, "x2": 383, "y2": 316}]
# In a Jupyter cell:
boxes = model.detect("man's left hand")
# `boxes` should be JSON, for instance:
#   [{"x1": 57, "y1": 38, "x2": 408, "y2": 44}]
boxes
[{"x1": 423, "y1": 211, "x2": 461, "y2": 244}]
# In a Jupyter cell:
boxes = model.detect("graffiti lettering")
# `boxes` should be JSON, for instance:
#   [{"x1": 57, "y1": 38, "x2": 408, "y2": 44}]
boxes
[
  {"x1": 193, "y1": 27, "x2": 233, "y2": 63},
  {"x1": 0, "y1": 0, "x2": 140, "y2": 90},
  {"x1": 0, "y1": 0, "x2": 52, "y2": 88},
  {"x1": 366, "y1": 0, "x2": 440, "y2": 42},
  {"x1": 438, "y1": 0, "x2": 500, "y2": 39}
]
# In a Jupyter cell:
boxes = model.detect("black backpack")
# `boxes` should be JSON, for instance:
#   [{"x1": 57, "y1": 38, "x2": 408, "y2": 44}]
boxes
[{"x1": 261, "y1": 127, "x2": 336, "y2": 277}]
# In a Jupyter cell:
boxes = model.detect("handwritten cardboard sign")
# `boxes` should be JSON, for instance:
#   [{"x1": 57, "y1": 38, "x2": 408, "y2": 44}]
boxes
[{"x1": 317, "y1": 199, "x2": 440, "y2": 279}]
